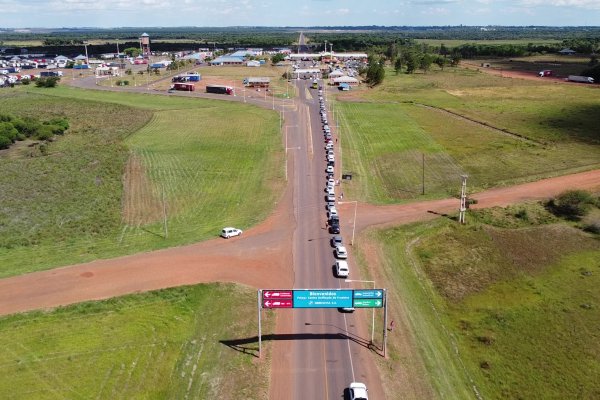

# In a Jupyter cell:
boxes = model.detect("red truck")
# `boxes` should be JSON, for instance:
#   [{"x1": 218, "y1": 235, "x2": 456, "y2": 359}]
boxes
[{"x1": 171, "y1": 83, "x2": 195, "y2": 91}]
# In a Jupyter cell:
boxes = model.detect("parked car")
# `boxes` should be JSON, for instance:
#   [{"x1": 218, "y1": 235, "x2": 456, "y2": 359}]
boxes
[
  {"x1": 335, "y1": 260, "x2": 349, "y2": 277},
  {"x1": 328, "y1": 208, "x2": 338, "y2": 219},
  {"x1": 221, "y1": 227, "x2": 243, "y2": 238},
  {"x1": 335, "y1": 245, "x2": 348, "y2": 259},
  {"x1": 330, "y1": 235, "x2": 343, "y2": 247},
  {"x1": 326, "y1": 166, "x2": 334, "y2": 173},
  {"x1": 349, "y1": 382, "x2": 369, "y2": 400},
  {"x1": 329, "y1": 221, "x2": 340, "y2": 234}
]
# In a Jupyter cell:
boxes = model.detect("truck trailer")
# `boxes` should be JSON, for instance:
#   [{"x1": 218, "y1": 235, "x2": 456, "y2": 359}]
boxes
[
  {"x1": 206, "y1": 85, "x2": 234, "y2": 95},
  {"x1": 567, "y1": 75, "x2": 594, "y2": 83},
  {"x1": 182, "y1": 73, "x2": 201, "y2": 82},
  {"x1": 40, "y1": 71, "x2": 64, "y2": 77},
  {"x1": 171, "y1": 82, "x2": 195, "y2": 91}
]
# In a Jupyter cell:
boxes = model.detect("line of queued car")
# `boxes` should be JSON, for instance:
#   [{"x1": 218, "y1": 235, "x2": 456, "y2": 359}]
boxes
[{"x1": 319, "y1": 85, "x2": 351, "y2": 281}]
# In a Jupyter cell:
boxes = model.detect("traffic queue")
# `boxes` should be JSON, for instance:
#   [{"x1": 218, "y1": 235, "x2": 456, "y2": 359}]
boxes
[{"x1": 319, "y1": 83, "x2": 351, "y2": 280}]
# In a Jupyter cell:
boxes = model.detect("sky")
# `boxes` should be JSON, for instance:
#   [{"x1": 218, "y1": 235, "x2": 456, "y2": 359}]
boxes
[{"x1": 1, "y1": 0, "x2": 600, "y2": 28}]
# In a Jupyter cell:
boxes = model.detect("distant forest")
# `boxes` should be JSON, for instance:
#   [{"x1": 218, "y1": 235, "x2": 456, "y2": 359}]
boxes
[{"x1": 1, "y1": 26, "x2": 599, "y2": 57}]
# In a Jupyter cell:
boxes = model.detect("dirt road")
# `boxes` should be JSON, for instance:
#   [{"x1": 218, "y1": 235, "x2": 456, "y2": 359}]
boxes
[{"x1": 1, "y1": 169, "x2": 598, "y2": 316}]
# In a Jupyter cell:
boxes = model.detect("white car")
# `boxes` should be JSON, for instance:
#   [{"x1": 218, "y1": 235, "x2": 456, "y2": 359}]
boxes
[
  {"x1": 335, "y1": 260, "x2": 349, "y2": 277},
  {"x1": 335, "y1": 245, "x2": 348, "y2": 259},
  {"x1": 326, "y1": 165, "x2": 334, "y2": 173},
  {"x1": 349, "y1": 382, "x2": 368, "y2": 400},
  {"x1": 327, "y1": 178, "x2": 335, "y2": 186},
  {"x1": 328, "y1": 207, "x2": 338, "y2": 218},
  {"x1": 221, "y1": 227, "x2": 242, "y2": 238},
  {"x1": 326, "y1": 187, "x2": 335, "y2": 196},
  {"x1": 327, "y1": 154, "x2": 335, "y2": 162}
]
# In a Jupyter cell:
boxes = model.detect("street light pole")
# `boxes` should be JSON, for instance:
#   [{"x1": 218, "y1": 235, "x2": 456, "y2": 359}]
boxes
[
  {"x1": 84, "y1": 43, "x2": 89, "y2": 65},
  {"x1": 345, "y1": 279, "x2": 376, "y2": 344}
]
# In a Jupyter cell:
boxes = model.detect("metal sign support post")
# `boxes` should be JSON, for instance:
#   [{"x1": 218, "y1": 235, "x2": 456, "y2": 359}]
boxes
[
  {"x1": 383, "y1": 289, "x2": 388, "y2": 357},
  {"x1": 459, "y1": 175, "x2": 468, "y2": 224},
  {"x1": 258, "y1": 290, "x2": 262, "y2": 358}
]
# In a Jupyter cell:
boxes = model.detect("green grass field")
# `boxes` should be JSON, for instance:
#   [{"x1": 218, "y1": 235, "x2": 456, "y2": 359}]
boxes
[
  {"x1": 469, "y1": 55, "x2": 592, "y2": 77},
  {"x1": 0, "y1": 283, "x2": 273, "y2": 399},
  {"x1": 371, "y1": 202, "x2": 600, "y2": 399},
  {"x1": 335, "y1": 67, "x2": 600, "y2": 203},
  {"x1": 0, "y1": 86, "x2": 283, "y2": 277}
]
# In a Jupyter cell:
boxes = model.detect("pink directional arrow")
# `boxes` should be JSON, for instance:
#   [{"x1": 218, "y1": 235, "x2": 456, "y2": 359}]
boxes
[
  {"x1": 263, "y1": 290, "x2": 293, "y2": 299},
  {"x1": 263, "y1": 299, "x2": 293, "y2": 308}
]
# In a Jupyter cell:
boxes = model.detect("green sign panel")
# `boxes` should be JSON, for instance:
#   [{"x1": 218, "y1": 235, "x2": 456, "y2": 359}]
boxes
[{"x1": 353, "y1": 298, "x2": 383, "y2": 308}]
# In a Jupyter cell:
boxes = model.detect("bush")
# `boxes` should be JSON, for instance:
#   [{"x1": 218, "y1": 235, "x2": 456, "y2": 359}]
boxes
[
  {"x1": 12, "y1": 117, "x2": 41, "y2": 138},
  {"x1": 547, "y1": 190, "x2": 596, "y2": 220},
  {"x1": 36, "y1": 125, "x2": 55, "y2": 140},
  {"x1": 583, "y1": 222, "x2": 600, "y2": 234},
  {"x1": 0, "y1": 113, "x2": 69, "y2": 149},
  {"x1": 47, "y1": 118, "x2": 69, "y2": 134},
  {"x1": 35, "y1": 77, "x2": 60, "y2": 88},
  {"x1": 0, "y1": 122, "x2": 19, "y2": 142},
  {"x1": 0, "y1": 135, "x2": 11, "y2": 149},
  {"x1": 0, "y1": 113, "x2": 14, "y2": 122}
]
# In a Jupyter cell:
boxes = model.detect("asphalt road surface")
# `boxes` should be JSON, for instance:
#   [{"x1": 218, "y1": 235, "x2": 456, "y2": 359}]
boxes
[{"x1": 286, "y1": 75, "x2": 384, "y2": 399}]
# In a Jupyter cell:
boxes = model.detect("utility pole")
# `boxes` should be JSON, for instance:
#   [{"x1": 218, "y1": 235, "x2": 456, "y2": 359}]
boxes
[
  {"x1": 459, "y1": 175, "x2": 468, "y2": 224},
  {"x1": 422, "y1": 153, "x2": 425, "y2": 195},
  {"x1": 84, "y1": 42, "x2": 89, "y2": 65},
  {"x1": 162, "y1": 185, "x2": 168, "y2": 238}
]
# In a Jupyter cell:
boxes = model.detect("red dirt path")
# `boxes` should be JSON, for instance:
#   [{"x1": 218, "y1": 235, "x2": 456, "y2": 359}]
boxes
[{"x1": 0, "y1": 170, "x2": 598, "y2": 316}]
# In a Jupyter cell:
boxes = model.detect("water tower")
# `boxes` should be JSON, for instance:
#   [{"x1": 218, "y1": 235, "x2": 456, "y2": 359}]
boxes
[{"x1": 139, "y1": 33, "x2": 151, "y2": 58}]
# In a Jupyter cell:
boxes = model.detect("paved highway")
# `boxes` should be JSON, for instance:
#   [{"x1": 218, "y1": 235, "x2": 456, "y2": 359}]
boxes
[{"x1": 285, "y1": 73, "x2": 385, "y2": 398}]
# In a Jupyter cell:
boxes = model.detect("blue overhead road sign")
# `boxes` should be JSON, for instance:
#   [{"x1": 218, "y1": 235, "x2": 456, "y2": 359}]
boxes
[{"x1": 293, "y1": 289, "x2": 353, "y2": 308}]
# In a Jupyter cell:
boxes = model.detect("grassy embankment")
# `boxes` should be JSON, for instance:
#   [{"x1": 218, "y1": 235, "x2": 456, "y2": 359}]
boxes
[
  {"x1": 335, "y1": 66, "x2": 600, "y2": 203},
  {"x1": 0, "y1": 283, "x2": 274, "y2": 399},
  {"x1": 368, "y1": 203, "x2": 600, "y2": 399},
  {"x1": 0, "y1": 86, "x2": 284, "y2": 277}
]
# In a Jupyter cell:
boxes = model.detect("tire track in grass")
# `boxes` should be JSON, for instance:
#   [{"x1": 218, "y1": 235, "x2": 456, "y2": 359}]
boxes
[{"x1": 11, "y1": 342, "x2": 78, "y2": 398}]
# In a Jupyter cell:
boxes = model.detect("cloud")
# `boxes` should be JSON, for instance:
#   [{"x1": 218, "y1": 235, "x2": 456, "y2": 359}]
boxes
[
  {"x1": 421, "y1": 6, "x2": 449, "y2": 14},
  {"x1": 519, "y1": 0, "x2": 600, "y2": 9},
  {"x1": 409, "y1": 0, "x2": 458, "y2": 4}
]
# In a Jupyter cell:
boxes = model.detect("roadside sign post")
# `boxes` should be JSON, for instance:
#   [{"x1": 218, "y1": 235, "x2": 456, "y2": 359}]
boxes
[
  {"x1": 383, "y1": 289, "x2": 388, "y2": 357},
  {"x1": 258, "y1": 290, "x2": 262, "y2": 358},
  {"x1": 258, "y1": 288, "x2": 386, "y2": 356}
]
